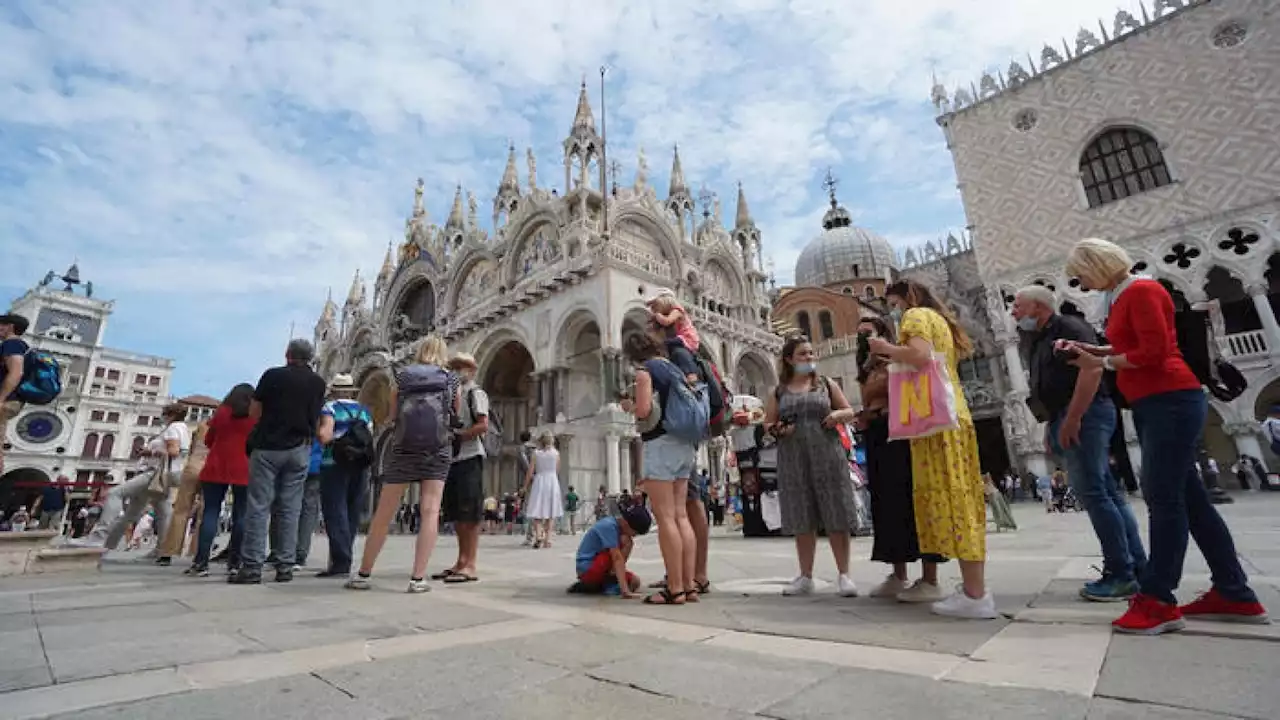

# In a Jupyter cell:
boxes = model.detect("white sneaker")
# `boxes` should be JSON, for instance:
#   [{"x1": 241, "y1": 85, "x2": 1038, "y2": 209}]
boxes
[
  {"x1": 782, "y1": 576, "x2": 815, "y2": 596},
  {"x1": 870, "y1": 574, "x2": 909, "y2": 599},
  {"x1": 931, "y1": 587, "x2": 999, "y2": 620},
  {"x1": 896, "y1": 579, "x2": 946, "y2": 603},
  {"x1": 406, "y1": 578, "x2": 430, "y2": 594},
  {"x1": 837, "y1": 574, "x2": 859, "y2": 597},
  {"x1": 344, "y1": 575, "x2": 372, "y2": 590}
]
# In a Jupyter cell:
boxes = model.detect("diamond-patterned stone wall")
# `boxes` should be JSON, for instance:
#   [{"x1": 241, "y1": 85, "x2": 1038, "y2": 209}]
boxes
[{"x1": 944, "y1": 0, "x2": 1280, "y2": 286}]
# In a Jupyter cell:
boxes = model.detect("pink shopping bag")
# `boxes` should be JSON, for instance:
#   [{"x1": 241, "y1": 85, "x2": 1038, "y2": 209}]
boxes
[{"x1": 887, "y1": 353, "x2": 959, "y2": 440}]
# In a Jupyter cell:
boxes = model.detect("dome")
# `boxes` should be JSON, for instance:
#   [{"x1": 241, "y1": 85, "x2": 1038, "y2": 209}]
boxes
[{"x1": 794, "y1": 209, "x2": 898, "y2": 288}]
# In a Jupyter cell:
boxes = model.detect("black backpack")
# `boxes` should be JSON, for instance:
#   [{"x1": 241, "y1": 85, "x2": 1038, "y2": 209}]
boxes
[{"x1": 333, "y1": 410, "x2": 374, "y2": 468}]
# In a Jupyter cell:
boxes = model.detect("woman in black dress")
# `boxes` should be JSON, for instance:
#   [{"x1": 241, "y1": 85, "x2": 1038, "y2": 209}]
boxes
[{"x1": 855, "y1": 317, "x2": 943, "y2": 601}]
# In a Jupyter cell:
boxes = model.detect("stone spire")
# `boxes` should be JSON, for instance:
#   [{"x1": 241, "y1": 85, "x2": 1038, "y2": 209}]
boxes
[
  {"x1": 734, "y1": 182, "x2": 753, "y2": 229},
  {"x1": 668, "y1": 144, "x2": 689, "y2": 198},
  {"x1": 345, "y1": 269, "x2": 363, "y2": 307},
  {"x1": 377, "y1": 241, "x2": 395, "y2": 284},
  {"x1": 563, "y1": 79, "x2": 601, "y2": 192},
  {"x1": 446, "y1": 185, "x2": 465, "y2": 230},
  {"x1": 499, "y1": 143, "x2": 520, "y2": 193},
  {"x1": 321, "y1": 287, "x2": 337, "y2": 322},
  {"x1": 495, "y1": 144, "x2": 521, "y2": 231}
]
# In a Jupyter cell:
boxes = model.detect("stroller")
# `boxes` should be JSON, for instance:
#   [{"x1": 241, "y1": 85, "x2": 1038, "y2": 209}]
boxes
[{"x1": 1053, "y1": 485, "x2": 1084, "y2": 513}]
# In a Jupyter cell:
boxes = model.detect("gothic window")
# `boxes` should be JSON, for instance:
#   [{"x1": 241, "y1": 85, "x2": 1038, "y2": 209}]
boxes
[
  {"x1": 818, "y1": 310, "x2": 835, "y2": 340},
  {"x1": 1218, "y1": 227, "x2": 1260, "y2": 256},
  {"x1": 796, "y1": 311, "x2": 812, "y2": 339},
  {"x1": 81, "y1": 433, "x2": 99, "y2": 458},
  {"x1": 1079, "y1": 127, "x2": 1172, "y2": 208},
  {"x1": 98, "y1": 434, "x2": 115, "y2": 459},
  {"x1": 130, "y1": 436, "x2": 146, "y2": 459}
]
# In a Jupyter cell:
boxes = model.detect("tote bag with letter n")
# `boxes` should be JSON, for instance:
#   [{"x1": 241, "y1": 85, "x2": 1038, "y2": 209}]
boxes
[{"x1": 887, "y1": 353, "x2": 959, "y2": 440}]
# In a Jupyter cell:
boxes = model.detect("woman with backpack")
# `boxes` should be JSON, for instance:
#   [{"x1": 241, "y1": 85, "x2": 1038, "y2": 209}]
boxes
[
  {"x1": 763, "y1": 335, "x2": 861, "y2": 598},
  {"x1": 347, "y1": 336, "x2": 459, "y2": 593},
  {"x1": 621, "y1": 331, "x2": 698, "y2": 606},
  {"x1": 314, "y1": 373, "x2": 374, "y2": 578}
]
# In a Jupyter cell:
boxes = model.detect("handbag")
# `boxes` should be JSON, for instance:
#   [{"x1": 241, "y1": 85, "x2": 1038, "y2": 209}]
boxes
[{"x1": 886, "y1": 352, "x2": 960, "y2": 440}]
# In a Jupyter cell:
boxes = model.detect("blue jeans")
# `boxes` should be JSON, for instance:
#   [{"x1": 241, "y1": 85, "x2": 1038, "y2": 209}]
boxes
[
  {"x1": 241, "y1": 444, "x2": 311, "y2": 572},
  {"x1": 195, "y1": 483, "x2": 246, "y2": 566},
  {"x1": 320, "y1": 463, "x2": 367, "y2": 573},
  {"x1": 1130, "y1": 390, "x2": 1257, "y2": 604},
  {"x1": 1049, "y1": 397, "x2": 1147, "y2": 582}
]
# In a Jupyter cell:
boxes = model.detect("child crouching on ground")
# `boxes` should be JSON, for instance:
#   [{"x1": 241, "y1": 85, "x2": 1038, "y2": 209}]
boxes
[{"x1": 568, "y1": 503, "x2": 651, "y2": 597}]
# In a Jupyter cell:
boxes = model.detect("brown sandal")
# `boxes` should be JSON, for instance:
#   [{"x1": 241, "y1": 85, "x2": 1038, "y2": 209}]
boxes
[{"x1": 643, "y1": 589, "x2": 686, "y2": 605}]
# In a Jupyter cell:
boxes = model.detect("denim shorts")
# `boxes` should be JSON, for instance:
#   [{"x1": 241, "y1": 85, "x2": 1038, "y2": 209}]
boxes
[{"x1": 641, "y1": 435, "x2": 698, "y2": 482}]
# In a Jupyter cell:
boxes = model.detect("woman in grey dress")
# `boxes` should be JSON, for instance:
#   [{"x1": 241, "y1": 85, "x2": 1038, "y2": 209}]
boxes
[{"x1": 764, "y1": 335, "x2": 861, "y2": 598}]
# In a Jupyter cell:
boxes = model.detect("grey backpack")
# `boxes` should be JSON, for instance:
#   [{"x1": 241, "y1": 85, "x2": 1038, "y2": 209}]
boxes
[{"x1": 393, "y1": 364, "x2": 452, "y2": 453}]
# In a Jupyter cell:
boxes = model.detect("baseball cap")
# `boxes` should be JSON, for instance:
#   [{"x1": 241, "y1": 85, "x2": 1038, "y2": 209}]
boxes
[
  {"x1": 620, "y1": 504, "x2": 652, "y2": 535},
  {"x1": 0, "y1": 313, "x2": 29, "y2": 336}
]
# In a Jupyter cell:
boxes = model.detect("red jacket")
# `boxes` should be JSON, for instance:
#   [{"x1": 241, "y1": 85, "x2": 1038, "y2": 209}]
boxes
[
  {"x1": 1105, "y1": 278, "x2": 1202, "y2": 403},
  {"x1": 199, "y1": 405, "x2": 256, "y2": 486}
]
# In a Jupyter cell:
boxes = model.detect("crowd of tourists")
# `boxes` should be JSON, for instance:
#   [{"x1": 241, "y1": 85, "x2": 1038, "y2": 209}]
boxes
[{"x1": 6, "y1": 238, "x2": 1272, "y2": 635}]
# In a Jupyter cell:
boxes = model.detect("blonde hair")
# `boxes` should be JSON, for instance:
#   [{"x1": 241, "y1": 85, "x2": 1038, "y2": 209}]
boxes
[
  {"x1": 1065, "y1": 238, "x2": 1133, "y2": 290},
  {"x1": 538, "y1": 431, "x2": 556, "y2": 449},
  {"x1": 648, "y1": 294, "x2": 679, "y2": 313},
  {"x1": 414, "y1": 335, "x2": 448, "y2": 366}
]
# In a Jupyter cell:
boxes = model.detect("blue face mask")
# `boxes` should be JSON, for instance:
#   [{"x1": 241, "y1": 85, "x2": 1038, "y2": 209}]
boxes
[
  {"x1": 794, "y1": 362, "x2": 817, "y2": 375},
  {"x1": 889, "y1": 308, "x2": 904, "y2": 322},
  {"x1": 1016, "y1": 316, "x2": 1039, "y2": 333}
]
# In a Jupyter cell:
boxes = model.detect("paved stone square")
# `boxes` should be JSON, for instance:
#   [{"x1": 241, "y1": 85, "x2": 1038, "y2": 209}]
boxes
[{"x1": 0, "y1": 493, "x2": 1277, "y2": 719}]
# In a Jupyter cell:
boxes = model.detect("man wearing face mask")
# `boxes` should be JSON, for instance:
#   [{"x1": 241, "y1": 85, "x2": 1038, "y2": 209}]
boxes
[{"x1": 1011, "y1": 286, "x2": 1147, "y2": 602}]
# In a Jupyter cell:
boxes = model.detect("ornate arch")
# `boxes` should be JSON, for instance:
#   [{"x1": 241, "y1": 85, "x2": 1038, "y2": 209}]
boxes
[
  {"x1": 701, "y1": 251, "x2": 749, "y2": 305},
  {"x1": 553, "y1": 304, "x2": 605, "y2": 363},
  {"x1": 734, "y1": 348, "x2": 777, "y2": 397},
  {"x1": 383, "y1": 275, "x2": 438, "y2": 336},
  {"x1": 504, "y1": 220, "x2": 564, "y2": 287},
  {"x1": 611, "y1": 207, "x2": 684, "y2": 271},
  {"x1": 471, "y1": 323, "x2": 538, "y2": 378},
  {"x1": 446, "y1": 249, "x2": 500, "y2": 314}
]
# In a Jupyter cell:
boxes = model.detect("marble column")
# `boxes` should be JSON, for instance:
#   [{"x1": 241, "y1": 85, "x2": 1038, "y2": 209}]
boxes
[
  {"x1": 601, "y1": 348, "x2": 622, "y2": 404},
  {"x1": 530, "y1": 371, "x2": 547, "y2": 424},
  {"x1": 554, "y1": 367, "x2": 570, "y2": 422},
  {"x1": 605, "y1": 433, "x2": 621, "y2": 495},
  {"x1": 1224, "y1": 421, "x2": 1267, "y2": 471},
  {"x1": 1247, "y1": 284, "x2": 1280, "y2": 357},
  {"x1": 618, "y1": 436, "x2": 633, "y2": 492}
]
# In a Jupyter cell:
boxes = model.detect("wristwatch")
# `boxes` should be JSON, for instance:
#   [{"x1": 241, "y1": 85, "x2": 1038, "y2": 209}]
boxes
[{"x1": 1102, "y1": 356, "x2": 1115, "y2": 371}]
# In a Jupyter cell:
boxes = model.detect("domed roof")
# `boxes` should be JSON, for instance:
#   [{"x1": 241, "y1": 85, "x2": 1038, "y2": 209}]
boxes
[{"x1": 793, "y1": 202, "x2": 898, "y2": 288}]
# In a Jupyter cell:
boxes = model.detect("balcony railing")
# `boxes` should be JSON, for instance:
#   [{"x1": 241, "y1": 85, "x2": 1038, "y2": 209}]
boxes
[
  {"x1": 1219, "y1": 330, "x2": 1269, "y2": 361},
  {"x1": 813, "y1": 336, "x2": 857, "y2": 358}
]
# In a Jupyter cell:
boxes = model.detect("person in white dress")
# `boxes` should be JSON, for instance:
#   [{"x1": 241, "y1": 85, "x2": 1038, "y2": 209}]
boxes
[{"x1": 522, "y1": 432, "x2": 564, "y2": 549}]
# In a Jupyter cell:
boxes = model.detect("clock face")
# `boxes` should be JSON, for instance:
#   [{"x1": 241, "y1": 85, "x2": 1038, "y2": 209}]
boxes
[{"x1": 16, "y1": 411, "x2": 64, "y2": 445}]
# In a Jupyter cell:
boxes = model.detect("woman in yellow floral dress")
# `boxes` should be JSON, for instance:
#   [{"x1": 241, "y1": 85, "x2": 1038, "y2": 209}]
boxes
[{"x1": 867, "y1": 279, "x2": 995, "y2": 619}]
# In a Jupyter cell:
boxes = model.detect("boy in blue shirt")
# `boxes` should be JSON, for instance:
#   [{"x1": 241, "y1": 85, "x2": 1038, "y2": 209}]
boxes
[{"x1": 568, "y1": 503, "x2": 651, "y2": 597}]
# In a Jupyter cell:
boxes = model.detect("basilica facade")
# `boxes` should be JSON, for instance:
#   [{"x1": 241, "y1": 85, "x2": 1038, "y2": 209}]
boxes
[
  {"x1": 314, "y1": 84, "x2": 781, "y2": 497},
  {"x1": 932, "y1": 0, "x2": 1280, "y2": 474}
]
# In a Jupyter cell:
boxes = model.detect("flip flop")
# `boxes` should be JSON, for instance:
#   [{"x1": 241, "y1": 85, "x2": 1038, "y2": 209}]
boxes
[
  {"x1": 695, "y1": 579, "x2": 712, "y2": 594},
  {"x1": 430, "y1": 569, "x2": 458, "y2": 581},
  {"x1": 643, "y1": 589, "x2": 686, "y2": 606},
  {"x1": 443, "y1": 572, "x2": 479, "y2": 583}
]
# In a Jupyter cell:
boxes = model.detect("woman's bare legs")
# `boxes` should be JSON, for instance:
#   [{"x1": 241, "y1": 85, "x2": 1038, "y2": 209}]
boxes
[
  {"x1": 643, "y1": 479, "x2": 686, "y2": 603},
  {"x1": 828, "y1": 531, "x2": 851, "y2": 575},
  {"x1": 410, "y1": 480, "x2": 444, "y2": 580},
  {"x1": 685, "y1": 497, "x2": 710, "y2": 588},
  {"x1": 672, "y1": 479, "x2": 697, "y2": 600},
  {"x1": 959, "y1": 560, "x2": 986, "y2": 599},
  {"x1": 795, "y1": 533, "x2": 818, "y2": 577},
  {"x1": 357, "y1": 484, "x2": 404, "y2": 575}
]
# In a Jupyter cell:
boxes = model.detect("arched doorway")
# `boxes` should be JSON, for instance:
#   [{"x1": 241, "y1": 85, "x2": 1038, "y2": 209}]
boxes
[
  {"x1": 479, "y1": 341, "x2": 536, "y2": 495},
  {"x1": 557, "y1": 310, "x2": 604, "y2": 421},
  {"x1": 395, "y1": 280, "x2": 437, "y2": 332},
  {"x1": 0, "y1": 467, "x2": 50, "y2": 517},
  {"x1": 735, "y1": 351, "x2": 774, "y2": 399}
]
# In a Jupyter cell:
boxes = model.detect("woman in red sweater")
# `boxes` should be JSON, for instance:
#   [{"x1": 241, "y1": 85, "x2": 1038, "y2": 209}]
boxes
[
  {"x1": 190, "y1": 383, "x2": 257, "y2": 576},
  {"x1": 1063, "y1": 238, "x2": 1268, "y2": 634}
]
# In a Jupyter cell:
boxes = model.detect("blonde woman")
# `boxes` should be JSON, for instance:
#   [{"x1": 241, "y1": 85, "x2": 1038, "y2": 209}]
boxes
[
  {"x1": 347, "y1": 336, "x2": 460, "y2": 593},
  {"x1": 868, "y1": 279, "x2": 995, "y2": 619},
  {"x1": 1061, "y1": 238, "x2": 1268, "y2": 633},
  {"x1": 522, "y1": 431, "x2": 564, "y2": 548}
]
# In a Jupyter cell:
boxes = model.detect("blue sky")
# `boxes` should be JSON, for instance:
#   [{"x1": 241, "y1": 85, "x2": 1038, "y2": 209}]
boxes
[{"x1": 1, "y1": 0, "x2": 1135, "y2": 397}]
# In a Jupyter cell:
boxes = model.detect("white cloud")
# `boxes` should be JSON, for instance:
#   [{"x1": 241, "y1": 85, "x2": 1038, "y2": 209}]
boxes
[{"x1": 0, "y1": 0, "x2": 1150, "y2": 394}]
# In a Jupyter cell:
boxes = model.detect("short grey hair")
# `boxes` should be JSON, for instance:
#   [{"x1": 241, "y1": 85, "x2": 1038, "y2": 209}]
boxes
[
  {"x1": 286, "y1": 338, "x2": 316, "y2": 363},
  {"x1": 1015, "y1": 285, "x2": 1056, "y2": 312}
]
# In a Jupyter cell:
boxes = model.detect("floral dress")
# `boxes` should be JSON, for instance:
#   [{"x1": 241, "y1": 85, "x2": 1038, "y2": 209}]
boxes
[{"x1": 897, "y1": 307, "x2": 986, "y2": 562}]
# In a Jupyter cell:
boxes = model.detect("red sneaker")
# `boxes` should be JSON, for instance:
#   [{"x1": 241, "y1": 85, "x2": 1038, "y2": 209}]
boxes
[
  {"x1": 1179, "y1": 589, "x2": 1271, "y2": 625},
  {"x1": 1112, "y1": 594, "x2": 1186, "y2": 635}
]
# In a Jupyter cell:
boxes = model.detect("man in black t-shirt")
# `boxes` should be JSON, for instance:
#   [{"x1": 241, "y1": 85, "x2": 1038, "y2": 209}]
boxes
[
  {"x1": 231, "y1": 339, "x2": 326, "y2": 585},
  {"x1": 0, "y1": 313, "x2": 31, "y2": 474}
]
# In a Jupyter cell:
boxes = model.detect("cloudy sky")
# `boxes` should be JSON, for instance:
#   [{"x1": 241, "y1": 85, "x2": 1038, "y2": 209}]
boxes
[{"x1": 1, "y1": 0, "x2": 1140, "y2": 396}]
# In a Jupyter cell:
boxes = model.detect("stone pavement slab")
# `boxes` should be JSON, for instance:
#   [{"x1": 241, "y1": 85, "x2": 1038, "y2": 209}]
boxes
[
  {"x1": 1085, "y1": 697, "x2": 1252, "y2": 720},
  {"x1": 1096, "y1": 634, "x2": 1280, "y2": 720}
]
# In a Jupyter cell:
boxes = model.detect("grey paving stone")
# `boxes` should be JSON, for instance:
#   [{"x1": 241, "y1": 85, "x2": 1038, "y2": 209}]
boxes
[
  {"x1": 1086, "y1": 697, "x2": 1251, "y2": 720},
  {"x1": 236, "y1": 614, "x2": 415, "y2": 652},
  {"x1": 763, "y1": 668, "x2": 1086, "y2": 720},
  {"x1": 1097, "y1": 635, "x2": 1280, "y2": 720},
  {"x1": 0, "y1": 595, "x2": 33, "y2": 615},
  {"x1": 328, "y1": 590, "x2": 520, "y2": 631},
  {"x1": 47, "y1": 630, "x2": 258, "y2": 683},
  {"x1": 423, "y1": 674, "x2": 755, "y2": 720},
  {"x1": 589, "y1": 639, "x2": 838, "y2": 714},
  {"x1": 317, "y1": 641, "x2": 570, "y2": 714},
  {"x1": 32, "y1": 589, "x2": 185, "y2": 613},
  {"x1": 501, "y1": 626, "x2": 677, "y2": 670},
  {"x1": 47, "y1": 673, "x2": 390, "y2": 720},
  {"x1": 38, "y1": 611, "x2": 210, "y2": 651},
  {"x1": 0, "y1": 665, "x2": 54, "y2": 692},
  {"x1": 0, "y1": 610, "x2": 35, "y2": 633},
  {"x1": 34, "y1": 599, "x2": 191, "y2": 628},
  {"x1": 0, "y1": 629, "x2": 46, "y2": 671}
]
